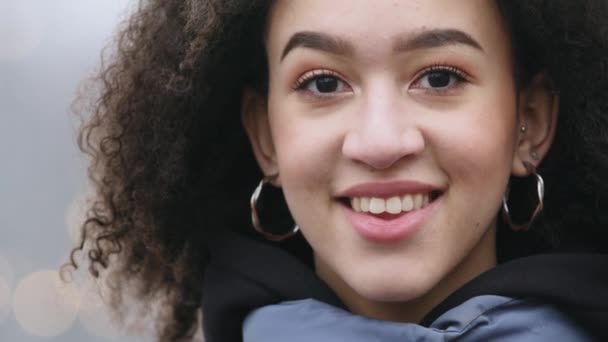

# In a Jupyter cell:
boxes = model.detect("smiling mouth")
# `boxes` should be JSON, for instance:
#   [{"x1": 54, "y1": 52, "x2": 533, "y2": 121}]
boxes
[{"x1": 338, "y1": 191, "x2": 443, "y2": 217}]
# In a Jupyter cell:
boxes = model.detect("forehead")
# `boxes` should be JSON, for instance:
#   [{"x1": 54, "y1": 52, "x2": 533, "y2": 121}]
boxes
[{"x1": 266, "y1": 0, "x2": 509, "y2": 61}]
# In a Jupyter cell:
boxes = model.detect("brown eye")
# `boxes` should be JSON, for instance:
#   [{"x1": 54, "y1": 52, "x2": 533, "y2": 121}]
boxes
[
  {"x1": 426, "y1": 71, "x2": 452, "y2": 88},
  {"x1": 295, "y1": 72, "x2": 351, "y2": 96},
  {"x1": 315, "y1": 76, "x2": 340, "y2": 93},
  {"x1": 410, "y1": 66, "x2": 468, "y2": 93}
]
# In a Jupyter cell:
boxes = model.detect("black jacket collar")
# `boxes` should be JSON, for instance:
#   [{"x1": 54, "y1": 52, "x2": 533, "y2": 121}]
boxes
[
  {"x1": 421, "y1": 253, "x2": 608, "y2": 339},
  {"x1": 202, "y1": 231, "x2": 342, "y2": 342},
  {"x1": 203, "y1": 232, "x2": 608, "y2": 342}
]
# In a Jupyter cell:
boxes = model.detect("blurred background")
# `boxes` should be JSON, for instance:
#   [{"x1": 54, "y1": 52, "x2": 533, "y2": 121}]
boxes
[{"x1": 0, "y1": 1, "x2": 165, "y2": 341}]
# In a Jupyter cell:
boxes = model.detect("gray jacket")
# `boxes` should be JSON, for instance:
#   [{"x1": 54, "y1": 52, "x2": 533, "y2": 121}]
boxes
[
  {"x1": 244, "y1": 296, "x2": 594, "y2": 341},
  {"x1": 202, "y1": 232, "x2": 608, "y2": 342}
]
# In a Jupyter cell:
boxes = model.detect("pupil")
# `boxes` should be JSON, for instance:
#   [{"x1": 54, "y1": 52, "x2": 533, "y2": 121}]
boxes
[
  {"x1": 316, "y1": 77, "x2": 338, "y2": 93},
  {"x1": 428, "y1": 72, "x2": 451, "y2": 88}
]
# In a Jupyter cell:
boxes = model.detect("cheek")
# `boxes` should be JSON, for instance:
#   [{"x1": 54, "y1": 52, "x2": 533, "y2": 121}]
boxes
[
  {"x1": 429, "y1": 99, "x2": 518, "y2": 223},
  {"x1": 432, "y1": 86, "x2": 517, "y2": 173},
  {"x1": 267, "y1": 106, "x2": 346, "y2": 225},
  {"x1": 438, "y1": 119, "x2": 514, "y2": 175},
  {"x1": 272, "y1": 119, "x2": 336, "y2": 184}
]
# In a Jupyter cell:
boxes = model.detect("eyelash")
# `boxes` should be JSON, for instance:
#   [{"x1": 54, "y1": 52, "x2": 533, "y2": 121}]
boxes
[
  {"x1": 293, "y1": 69, "x2": 348, "y2": 91},
  {"x1": 411, "y1": 64, "x2": 470, "y2": 93},
  {"x1": 292, "y1": 64, "x2": 470, "y2": 97},
  {"x1": 416, "y1": 64, "x2": 468, "y2": 79}
]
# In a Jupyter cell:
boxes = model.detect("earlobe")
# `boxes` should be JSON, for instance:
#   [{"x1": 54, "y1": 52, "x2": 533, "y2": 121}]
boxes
[
  {"x1": 241, "y1": 89, "x2": 281, "y2": 184},
  {"x1": 512, "y1": 73, "x2": 559, "y2": 177}
]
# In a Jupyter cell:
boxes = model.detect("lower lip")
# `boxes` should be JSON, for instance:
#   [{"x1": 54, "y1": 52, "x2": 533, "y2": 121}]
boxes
[{"x1": 342, "y1": 197, "x2": 440, "y2": 243}]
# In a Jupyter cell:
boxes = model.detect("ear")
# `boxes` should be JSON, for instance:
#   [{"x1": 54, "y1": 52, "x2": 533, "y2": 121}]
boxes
[
  {"x1": 242, "y1": 88, "x2": 281, "y2": 186},
  {"x1": 512, "y1": 73, "x2": 559, "y2": 177}
]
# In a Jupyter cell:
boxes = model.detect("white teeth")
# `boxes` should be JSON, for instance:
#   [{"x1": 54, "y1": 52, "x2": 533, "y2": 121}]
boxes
[
  {"x1": 352, "y1": 197, "x2": 361, "y2": 212},
  {"x1": 369, "y1": 198, "x2": 386, "y2": 214},
  {"x1": 360, "y1": 197, "x2": 370, "y2": 212},
  {"x1": 413, "y1": 193, "x2": 423, "y2": 210},
  {"x1": 423, "y1": 195, "x2": 430, "y2": 206},
  {"x1": 402, "y1": 195, "x2": 414, "y2": 211},
  {"x1": 386, "y1": 196, "x2": 402, "y2": 214},
  {"x1": 349, "y1": 193, "x2": 433, "y2": 214}
]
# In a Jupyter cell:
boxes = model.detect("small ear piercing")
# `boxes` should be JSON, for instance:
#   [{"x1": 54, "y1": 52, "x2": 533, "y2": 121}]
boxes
[
  {"x1": 531, "y1": 151, "x2": 539, "y2": 160},
  {"x1": 520, "y1": 124, "x2": 539, "y2": 160},
  {"x1": 520, "y1": 125, "x2": 527, "y2": 134}
]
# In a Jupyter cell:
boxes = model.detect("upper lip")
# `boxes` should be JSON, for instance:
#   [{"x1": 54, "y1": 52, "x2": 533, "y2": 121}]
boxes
[{"x1": 337, "y1": 180, "x2": 441, "y2": 199}]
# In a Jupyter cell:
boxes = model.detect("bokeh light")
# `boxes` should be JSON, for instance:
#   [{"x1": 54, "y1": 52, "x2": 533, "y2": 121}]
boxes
[
  {"x1": 78, "y1": 279, "x2": 121, "y2": 340},
  {"x1": 13, "y1": 270, "x2": 81, "y2": 337},
  {"x1": 0, "y1": 1, "x2": 45, "y2": 61},
  {"x1": 0, "y1": 276, "x2": 11, "y2": 324}
]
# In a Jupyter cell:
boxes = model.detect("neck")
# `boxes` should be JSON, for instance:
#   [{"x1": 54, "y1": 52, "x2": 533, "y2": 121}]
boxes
[{"x1": 316, "y1": 224, "x2": 497, "y2": 324}]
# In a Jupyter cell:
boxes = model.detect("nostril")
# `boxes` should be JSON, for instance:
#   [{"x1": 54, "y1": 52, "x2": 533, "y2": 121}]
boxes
[{"x1": 342, "y1": 128, "x2": 425, "y2": 171}]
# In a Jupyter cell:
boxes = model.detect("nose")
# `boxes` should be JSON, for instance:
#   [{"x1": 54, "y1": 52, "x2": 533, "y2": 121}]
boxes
[{"x1": 342, "y1": 99, "x2": 425, "y2": 170}]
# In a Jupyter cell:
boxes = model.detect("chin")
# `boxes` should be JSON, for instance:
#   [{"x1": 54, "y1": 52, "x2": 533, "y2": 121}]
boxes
[{"x1": 349, "y1": 271, "x2": 435, "y2": 303}]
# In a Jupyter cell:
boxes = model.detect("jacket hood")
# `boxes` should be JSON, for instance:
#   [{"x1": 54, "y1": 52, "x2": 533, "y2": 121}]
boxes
[
  {"x1": 202, "y1": 231, "x2": 608, "y2": 342},
  {"x1": 421, "y1": 252, "x2": 608, "y2": 338},
  {"x1": 202, "y1": 231, "x2": 343, "y2": 342}
]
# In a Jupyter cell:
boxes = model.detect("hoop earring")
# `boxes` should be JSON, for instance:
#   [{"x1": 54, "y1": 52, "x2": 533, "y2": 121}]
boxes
[
  {"x1": 250, "y1": 175, "x2": 300, "y2": 241},
  {"x1": 502, "y1": 161, "x2": 545, "y2": 232}
]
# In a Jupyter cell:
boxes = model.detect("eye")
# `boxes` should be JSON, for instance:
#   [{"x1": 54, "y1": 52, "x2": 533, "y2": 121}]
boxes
[
  {"x1": 294, "y1": 69, "x2": 352, "y2": 96},
  {"x1": 411, "y1": 66, "x2": 469, "y2": 93}
]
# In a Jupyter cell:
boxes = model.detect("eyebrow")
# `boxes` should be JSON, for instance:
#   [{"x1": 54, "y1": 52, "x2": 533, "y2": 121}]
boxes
[
  {"x1": 281, "y1": 31, "x2": 354, "y2": 61},
  {"x1": 280, "y1": 29, "x2": 483, "y2": 61},
  {"x1": 394, "y1": 29, "x2": 484, "y2": 53}
]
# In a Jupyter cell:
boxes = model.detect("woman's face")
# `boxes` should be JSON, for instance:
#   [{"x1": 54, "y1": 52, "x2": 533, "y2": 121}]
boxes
[{"x1": 248, "y1": 0, "x2": 522, "y2": 320}]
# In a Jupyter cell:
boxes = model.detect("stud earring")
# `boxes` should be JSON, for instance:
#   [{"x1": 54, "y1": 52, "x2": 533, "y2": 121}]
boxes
[
  {"x1": 531, "y1": 151, "x2": 539, "y2": 160},
  {"x1": 520, "y1": 125, "x2": 527, "y2": 134}
]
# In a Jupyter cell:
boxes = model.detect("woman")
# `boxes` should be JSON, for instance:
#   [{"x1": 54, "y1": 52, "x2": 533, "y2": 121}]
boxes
[{"x1": 69, "y1": 0, "x2": 608, "y2": 341}]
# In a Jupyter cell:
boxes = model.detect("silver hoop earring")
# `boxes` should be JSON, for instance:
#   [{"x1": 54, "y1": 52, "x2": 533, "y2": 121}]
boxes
[
  {"x1": 502, "y1": 161, "x2": 545, "y2": 232},
  {"x1": 250, "y1": 176, "x2": 300, "y2": 241}
]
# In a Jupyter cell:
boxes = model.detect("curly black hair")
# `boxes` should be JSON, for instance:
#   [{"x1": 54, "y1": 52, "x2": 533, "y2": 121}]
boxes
[{"x1": 66, "y1": 1, "x2": 608, "y2": 341}]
